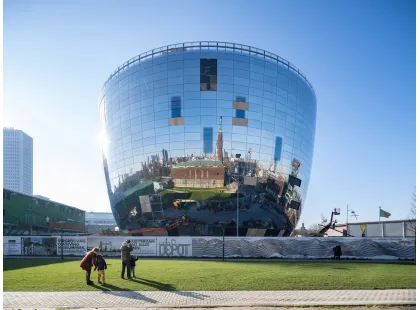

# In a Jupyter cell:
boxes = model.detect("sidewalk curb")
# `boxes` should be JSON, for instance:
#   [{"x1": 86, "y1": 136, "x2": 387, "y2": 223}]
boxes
[
  {"x1": 4, "y1": 290, "x2": 416, "y2": 308},
  {"x1": 2, "y1": 305, "x2": 418, "y2": 310}
]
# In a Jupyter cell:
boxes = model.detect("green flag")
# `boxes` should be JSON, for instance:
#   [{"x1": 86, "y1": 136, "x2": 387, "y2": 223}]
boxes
[{"x1": 380, "y1": 208, "x2": 391, "y2": 218}]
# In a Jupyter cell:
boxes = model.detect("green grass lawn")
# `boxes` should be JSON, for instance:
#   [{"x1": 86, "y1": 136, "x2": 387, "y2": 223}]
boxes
[{"x1": 3, "y1": 259, "x2": 415, "y2": 291}]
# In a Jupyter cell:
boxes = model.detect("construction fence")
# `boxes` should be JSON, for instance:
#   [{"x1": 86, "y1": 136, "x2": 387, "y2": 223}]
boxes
[{"x1": 3, "y1": 236, "x2": 415, "y2": 260}]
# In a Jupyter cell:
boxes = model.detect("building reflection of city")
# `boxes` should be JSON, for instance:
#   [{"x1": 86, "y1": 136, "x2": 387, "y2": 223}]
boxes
[
  {"x1": 100, "y1": 42, "x2": 316, "y2": 237},
  {"x1": 105, "y1": 117, "x2": 303, "y2": 237}
]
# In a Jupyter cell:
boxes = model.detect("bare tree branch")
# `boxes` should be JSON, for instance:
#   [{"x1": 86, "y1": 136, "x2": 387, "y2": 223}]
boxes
[
  {"x1": 306, "y1": 224, "x2": 321, "y2": 235},
  {"x1": 407, "y1": 186, "x2": 416, "y2": 235}
]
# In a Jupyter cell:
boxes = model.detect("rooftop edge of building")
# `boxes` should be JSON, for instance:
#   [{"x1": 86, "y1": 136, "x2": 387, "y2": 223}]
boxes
[
  {"x1": 3, "y1": 187, "x2": 84, "y2": 213},
  {"x1": 101, "y1": 41, "x2": 316, "y2": 99}
]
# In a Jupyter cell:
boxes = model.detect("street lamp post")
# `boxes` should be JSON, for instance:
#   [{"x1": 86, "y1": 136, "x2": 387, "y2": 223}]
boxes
[
  {"x1": 57, "y1": 221, "x2": 66, "y2": 260},
  {"x1": 26, "y1": 206, "x2": 34, "y2": 236},
  {"x1": 61, "y1": 226, "x2": 64, "y2": 260},
  {"x1": 346, "y1": 205, "x2": 358, "y2": 237},
  {"x1": 346, "y1": 204, "x2": 348, "y2": 234},
  {"x1": 222, "y1": 225, "x2": 225, "y2": 261},
  {"x1": 236, "y1": 188, "x2": 239, "y2": 237},
  {"x1": 231, "y1": 176, "x2": 239, "y2": 237},
  {"x1": 219, "y1": 221, "x2": 228, "y2": 261}
]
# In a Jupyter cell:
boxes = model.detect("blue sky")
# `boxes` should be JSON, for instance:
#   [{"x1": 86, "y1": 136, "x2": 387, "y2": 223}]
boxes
[{"x1": 3, "y1": 0, "x2": 416, "y2": 226}]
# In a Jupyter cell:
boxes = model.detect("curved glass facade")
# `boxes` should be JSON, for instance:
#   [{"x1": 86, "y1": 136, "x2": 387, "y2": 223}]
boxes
[{"x1": 100, "y1": 42, "x2": 316, "y2": 237}]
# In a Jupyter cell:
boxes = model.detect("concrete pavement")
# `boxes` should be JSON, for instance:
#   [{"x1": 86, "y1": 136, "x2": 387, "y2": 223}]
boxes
[
  {"x1": 3, "y1": 289, "x2": 415, "y2": 308},
  {"x1": 5, "y1": 305, "x2": 416, "y2": 310}
]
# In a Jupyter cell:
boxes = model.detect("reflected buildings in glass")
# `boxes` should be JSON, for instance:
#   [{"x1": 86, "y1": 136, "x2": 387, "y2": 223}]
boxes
[{"x1": 99, "y1": 42, "x2": 317, "y2": 237}]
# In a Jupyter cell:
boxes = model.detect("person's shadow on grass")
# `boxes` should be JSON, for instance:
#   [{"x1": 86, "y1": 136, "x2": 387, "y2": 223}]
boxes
[
  {"x1": 89, "y1": 283, "x2": 122, "y2": 291},
  {"x1": 130, "y1": 278, "x2": 176, "y2": 291},
  {"x1": 88, "y1": 278, "x2": 209, "y2": 301}
]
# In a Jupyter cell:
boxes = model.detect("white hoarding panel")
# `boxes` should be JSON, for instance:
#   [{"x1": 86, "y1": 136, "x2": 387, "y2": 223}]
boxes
[
  {"x1": 192, "y1": 237, "x2": 223, "y2": 257},
  {"x1": 21, "y1": 236, "x2": 58, "y2": 256},
  {"x1": 131, "y1": 238, "x2": 157, "y2": 256},
  {"x1": 156, "y1": 237, "x2": 192, "y2": 257},
  {"x1": 58, "y1": 236, "x2": 87, "y2": 256},
  {"x1": 3, "y1": 236, "x2": 22, "y2": 255},
  {"x1": 87, "y1": 237, "x2": 126, "y2": 257}
]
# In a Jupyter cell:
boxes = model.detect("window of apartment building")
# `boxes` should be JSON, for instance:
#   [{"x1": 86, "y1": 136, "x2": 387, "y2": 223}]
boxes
[{"x1": 200, "y1": 59, "x2": 217, "y2": 91}]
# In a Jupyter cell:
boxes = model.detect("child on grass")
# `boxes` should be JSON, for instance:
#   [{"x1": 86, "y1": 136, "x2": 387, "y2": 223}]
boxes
[
  {"x1": 94, "y1": 254, "x2": 107, "y2": 284},
  {"x1": 130, "y1": 255, "x2": 139, "y2": 278}
]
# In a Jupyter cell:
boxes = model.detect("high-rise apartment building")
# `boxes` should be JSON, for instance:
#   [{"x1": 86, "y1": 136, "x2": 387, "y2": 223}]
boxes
[{"x1": 3, "y1": 128, "x2": 33, "y2": 195}]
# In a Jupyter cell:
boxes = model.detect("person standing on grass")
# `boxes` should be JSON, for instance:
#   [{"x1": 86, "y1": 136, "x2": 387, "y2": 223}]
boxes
[
  {"x1": 80, "y1": 247, "x2": 99, "y2": 285},
  {"x1": 94, "y1": 254, "x2": 107, "y2": 284},
  {"x1": 333, "y1": 245, "x2": 342, "y2": 260},
  {"x1": 130, "y1": 254, "x2": 139, "y2": 278},
  {"x1": 120, "y1": 240, "x2": 133, "y2": 279}
]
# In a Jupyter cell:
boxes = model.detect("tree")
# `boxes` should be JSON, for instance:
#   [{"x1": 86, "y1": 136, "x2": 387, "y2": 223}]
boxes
[
  {"x1": 306, "y1": 224, "x2": 322, "y2": 235},
  {"x1": 299, "y1": 223, "x2": 327, "y2": 237},
  {"x1": 407, "y1": 187, "x2": 416, "y2": 235}
]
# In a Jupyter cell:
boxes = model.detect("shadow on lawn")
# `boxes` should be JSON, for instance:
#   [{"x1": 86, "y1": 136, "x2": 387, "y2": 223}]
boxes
[
  {"x1": 89, "y1": 283, "x2": 121, "y2": 291},
  {"x1": 229, "y1": 260, "x2": 415, "y2": 266},
  {"x1": 89, "y1": 278, "x2": 209, "y2": 301},
  {"x1": 133, "y1": 278, "x2": 209, "y2": 299},
  {"x1": 131, "y1": 277, "x2": 176, "y2": 291},
  {"x1": 3, "y1": 258, "x2": 77, "y2": 271}
]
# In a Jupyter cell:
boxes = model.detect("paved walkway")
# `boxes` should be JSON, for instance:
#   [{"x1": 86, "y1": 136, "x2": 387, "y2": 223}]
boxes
[{"x1": 3, "y1": 289, "x2": 415, "y2": 308}]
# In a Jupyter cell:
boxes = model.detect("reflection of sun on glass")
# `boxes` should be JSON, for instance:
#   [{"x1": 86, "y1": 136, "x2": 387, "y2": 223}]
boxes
[{"x1": 98, "y1": 130, "x2": 109, "y2": 154}]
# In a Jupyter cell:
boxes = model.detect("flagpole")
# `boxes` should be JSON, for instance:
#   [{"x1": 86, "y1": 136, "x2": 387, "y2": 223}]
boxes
[
  {"x1": 379, "y1": 206, "x2": 381, "y2": 237},
  {"x1": 379, "y1": 206, "x2": 381, "y2": 223},
  {"x1": 379, "y1": 206, "x2": 384, "y2": 237},
  {"x1": 346, "y1": 204, "x2": 348, "y2": 237}
]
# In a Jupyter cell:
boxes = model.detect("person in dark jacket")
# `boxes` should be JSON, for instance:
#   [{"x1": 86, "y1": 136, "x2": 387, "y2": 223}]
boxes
[
  {"x1": 130, "y1": 255, "x2": 139, "y2": 278},
  {"x1": 94, "y1": 254, "x2": 107, "y2": 284},
  {"x1": 80, "y1": 247, "x2": 99, "y2": 285},
  {"x1": 333, "y1": 245, "x2": 342, "y2": 260},
  {"x1": 120, "y1": 240, "x2": 133, "y2": 279}
]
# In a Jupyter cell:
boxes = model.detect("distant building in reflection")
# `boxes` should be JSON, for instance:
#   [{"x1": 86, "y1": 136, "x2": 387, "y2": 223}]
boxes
[
  {"x1": 216, "y1": 116, "x2": 223, "y2": 163},
  {"x1": 172, "y1": 160, "x2": 224, "y2": 188}
]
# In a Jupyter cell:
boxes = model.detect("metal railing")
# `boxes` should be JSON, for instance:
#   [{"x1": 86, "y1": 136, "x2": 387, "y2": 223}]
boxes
[{"x1": 102, "y1": 41, "x2": 316, "y2": 97}]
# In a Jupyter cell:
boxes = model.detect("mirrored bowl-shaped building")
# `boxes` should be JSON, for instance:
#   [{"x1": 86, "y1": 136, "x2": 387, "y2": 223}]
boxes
[{"x1": 99, "y1": 42, "x2": 316, "y2": 237}]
